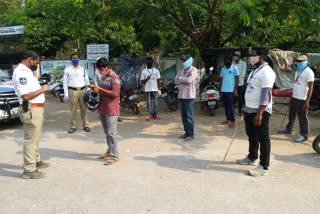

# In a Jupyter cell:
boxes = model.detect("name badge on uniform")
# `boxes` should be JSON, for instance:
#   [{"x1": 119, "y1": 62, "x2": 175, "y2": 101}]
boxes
[{"x1": 19, "y1": 77, "x2": 27, "y2": 85}]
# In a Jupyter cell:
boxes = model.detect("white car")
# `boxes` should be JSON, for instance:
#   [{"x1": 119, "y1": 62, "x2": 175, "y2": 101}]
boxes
[{"x1": 0, "y1": 70, "x2": 20, "y2": 122}]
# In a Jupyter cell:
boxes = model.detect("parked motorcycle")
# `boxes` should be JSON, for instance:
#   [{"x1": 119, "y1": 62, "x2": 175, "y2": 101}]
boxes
[
  {"x1": 160, "y1": 81, "x2": 179, "y2": 111},
  {"x1": 120, "y1": 86, "x2": 139, "y2": 114},
  {"x1": 49, "y1": 82, "x2": 65, "y2": 102},
  {"x1": 199, "y1": 73, "x2": 220, "y2": 116},
  {"x1": 39, "y1": 73, "x2": 52, "y2": 84}
]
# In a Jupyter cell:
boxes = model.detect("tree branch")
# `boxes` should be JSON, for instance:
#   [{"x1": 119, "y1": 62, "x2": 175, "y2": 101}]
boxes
[
  {"x1": 221, "y1": 9, "x2": 279, "y2": 47},
  {"x1": 222, "y1": 25, "x2": 248, "y2": 47},
  {"x1": 216, "y1": 0, "x2": 224, "y2": 46}
]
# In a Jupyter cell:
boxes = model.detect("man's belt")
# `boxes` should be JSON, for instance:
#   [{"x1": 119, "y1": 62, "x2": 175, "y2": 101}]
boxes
[
  {"x1": 68, "y1": 86, "x2": 86, "y2": 91},
  {"x1": 20, "y1": 103, "x2": 45, "y2": 108}
]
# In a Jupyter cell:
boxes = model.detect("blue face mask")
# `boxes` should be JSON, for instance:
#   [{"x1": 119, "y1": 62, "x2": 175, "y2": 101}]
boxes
[
  {"x1": 183, "y1": 57, "x2": 193, "y2": 70},
  {"x1": 234, "y1": 56, "x2": 239, "y2": 61},
  {"x1": 72, "y1": 59, "x2": 80, "y2": 65},
  {"x1": 296, "y1": 61, "x2": 307, "y2": 73}
]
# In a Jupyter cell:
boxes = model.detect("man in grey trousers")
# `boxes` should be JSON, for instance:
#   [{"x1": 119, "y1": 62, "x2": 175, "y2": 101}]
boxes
[{"x1": 89, "y1": 57, "x2": 120, "y2": 165}]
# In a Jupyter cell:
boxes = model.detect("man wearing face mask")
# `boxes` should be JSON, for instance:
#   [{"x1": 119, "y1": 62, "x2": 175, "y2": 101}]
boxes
[
  {"x1": 278, "y1": 55, "x2": 314, "y2": 143},
  {"x1": 88, "y1": 57, "x2": 121, "y2": 165},
  {"x1": 141, "y1": 57, "x2": 161, "y2": 121},
  {"x1": 12, "y1": 51, "x2": 51, "y2": 179},
  {"x1": 219, "y1": 55, "x2": 239, "y2": 128},
  {"x1": 236, "y1": 47, "x2": 275, "y2": 177},
  {"x1": 233, "y1": 51, "x2": 247, "y2": 114},
  {"x1": 174, "y1": 55, "x2": 198, "y2": 141},
  {"x1": 63, "y1": 53, "x2": 90, "y2": 134}
]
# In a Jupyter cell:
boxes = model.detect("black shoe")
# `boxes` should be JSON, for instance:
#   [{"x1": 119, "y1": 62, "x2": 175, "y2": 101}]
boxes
[
  {"x1": 83, "y1": 127, "x2": 91, "y2": 132},
  {"x1": 68, "y1": 128, "x2": 76, "y2": 134},
  {"x1": 118, "y1": 117, "x2": 122, "y2": 122},
  {"x1": 22, "y1": 170, "x2": 45, "y2": 179},
  {"x1": 36, "y1": 161, "x2": 50, "y2": 169}
]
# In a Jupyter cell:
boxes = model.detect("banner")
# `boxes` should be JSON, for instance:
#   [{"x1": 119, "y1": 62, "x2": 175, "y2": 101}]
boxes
[
  {"x1": 0, "y1": 25, "x2": 24, "y2": 36},
  {"x1": 39, "y1": 59, "x2": 94, "y2": 80},
  {"x1": 40, "y1": 59, "x2": 87, "y2": 74}
]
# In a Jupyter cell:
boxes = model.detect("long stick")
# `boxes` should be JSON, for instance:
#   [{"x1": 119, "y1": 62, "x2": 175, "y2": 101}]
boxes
[
  {"x1": 148, "y1": 79, "x2": 151, "y2": 114},
  {"x1": 223, "y1": 115, "x2": 244, "y2": 162}
]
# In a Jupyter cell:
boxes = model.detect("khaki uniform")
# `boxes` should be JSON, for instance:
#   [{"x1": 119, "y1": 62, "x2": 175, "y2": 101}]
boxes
[
  {"x1": 19, "y1": 106, "x2": 44, "y2": 172},
  {"x1": 68, "y1": 88, "x2": 89, "y2": 128},
  {"x1": 12, "y1": 63, "x2": 46, "y2": 173}
]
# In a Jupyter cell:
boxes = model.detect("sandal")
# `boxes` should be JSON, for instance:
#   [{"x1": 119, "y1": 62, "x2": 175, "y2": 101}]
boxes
[
  {"x1": 97, "y1": 153, "x2": 112, "y2": 159},
  {"x1": 221, "y1": 120, "x2": 230, "y2": 125},
  {"x1": 184, "y1": 136, "x2": 193, "y2": 142},
  {"x1": 103, "y1": 157, "x2": 119, "y2": 165}
]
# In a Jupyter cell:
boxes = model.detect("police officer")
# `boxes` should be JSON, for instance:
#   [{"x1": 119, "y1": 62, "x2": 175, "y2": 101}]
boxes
[
  {"x1": 12, "y1": 51, "x2": 50, "y2": 179},
  {"x1": 63, "y1": 53, "x2": 90, "y2": 133}
]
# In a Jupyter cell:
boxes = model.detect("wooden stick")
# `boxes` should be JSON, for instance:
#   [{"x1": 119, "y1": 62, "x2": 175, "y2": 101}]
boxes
[{"x1": 223, "y1": 115, "x2": 244, "y2": 162}]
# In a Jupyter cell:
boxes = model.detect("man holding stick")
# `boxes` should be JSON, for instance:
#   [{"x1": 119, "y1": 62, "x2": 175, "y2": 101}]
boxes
[{"x1": 236, "y1": 47, "x2": 275, "y2": 177}]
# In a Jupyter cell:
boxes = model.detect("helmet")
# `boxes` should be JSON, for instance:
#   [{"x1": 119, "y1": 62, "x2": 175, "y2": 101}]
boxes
[{"x1": 83, "y1": 89, "x2": 101, "y2": 112}]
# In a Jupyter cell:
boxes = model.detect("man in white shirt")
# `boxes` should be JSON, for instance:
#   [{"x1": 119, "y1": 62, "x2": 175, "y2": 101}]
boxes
[
  {"x1": 13, "y1": 51, "x2": 51, "y2": 179},
  {"x1": 233, "y1": 51, "x2": 247, "y2": 114},
  {"x1": 63, "y1": 53, "x2": 90, "y2": 133},
  {"x1": 237, "y1": 47, "x2": 275, "y2": 177},
  {"x1": 141, "y1": 57, "x2": 161, "y2": 121},
  {"x1": 278, "y1": 55, "x2": 314, "y2": 143}
]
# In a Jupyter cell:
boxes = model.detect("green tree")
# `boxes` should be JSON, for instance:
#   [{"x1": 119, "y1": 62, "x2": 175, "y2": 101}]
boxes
[
  {"x1": 110, "y1": 0, "x2": 320, "y2": 72},
  {"x1": 21, "y1": 0, "x2": 142, "y2": 57},
  {"x1": 0, "y1": 0, "x2": 24, "y2": 52}
]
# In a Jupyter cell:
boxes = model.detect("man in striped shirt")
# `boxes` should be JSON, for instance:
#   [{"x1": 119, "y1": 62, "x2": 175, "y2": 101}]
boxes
[{"x1": 89, "y1": 57, "x2": 120, "y2": 165}]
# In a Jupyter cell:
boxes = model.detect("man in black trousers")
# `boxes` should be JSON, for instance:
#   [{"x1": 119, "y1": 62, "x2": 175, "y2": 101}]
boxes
[{"x1": 236, "y1": 47, "x2": 275, "y2": 177}]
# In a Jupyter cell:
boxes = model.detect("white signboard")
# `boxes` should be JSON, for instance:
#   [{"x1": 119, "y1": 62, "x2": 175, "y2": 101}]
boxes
[
  {"x1": 87, "y1": 44, "x2": 109, "y2": 63},
  {"x1": 0, "y1": 25, "x2": 24, "y2": 36}
]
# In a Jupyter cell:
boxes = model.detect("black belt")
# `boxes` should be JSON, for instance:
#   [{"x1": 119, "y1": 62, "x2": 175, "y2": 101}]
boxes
[{"x1": 68, "y1": 86, "x2": 86, "y2": 91}]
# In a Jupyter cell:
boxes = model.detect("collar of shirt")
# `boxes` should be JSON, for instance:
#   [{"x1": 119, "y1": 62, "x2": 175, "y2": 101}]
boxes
[
  {"x1": 69, "y1": 65, "x2": 83, "y2": 71},
  {"x1": 183, "y1": 66, "x2": 194, "y2": 73},
  {"x1": 257, "y1": 62, "x2": 268, "y2": 69},
  {"x1": 19, "y1": 63, "x2": 32, "y2": 73},
  {"x1": 102, "y1": 71, "x2": 115, "y2": 79}
]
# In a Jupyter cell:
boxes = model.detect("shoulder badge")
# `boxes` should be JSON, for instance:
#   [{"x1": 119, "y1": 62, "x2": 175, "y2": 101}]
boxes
[{"x1": 19, "y1": 77, "x2": 27, "y2": 85}]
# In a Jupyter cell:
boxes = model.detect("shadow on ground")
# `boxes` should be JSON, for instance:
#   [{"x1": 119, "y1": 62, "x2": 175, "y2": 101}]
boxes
[{"x1": 134, "y1": 155, "x2": 248, "y2": 174}]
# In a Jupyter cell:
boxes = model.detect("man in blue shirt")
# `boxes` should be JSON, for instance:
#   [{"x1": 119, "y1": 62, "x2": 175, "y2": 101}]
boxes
[{"x1": 219, "y1": 55, "x2": 239, "y2": 128}]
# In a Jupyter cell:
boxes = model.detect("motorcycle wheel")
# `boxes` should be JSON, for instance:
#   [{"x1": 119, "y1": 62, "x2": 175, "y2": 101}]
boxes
[
  {"x1": 128, "y1": 100, "x2": 139, "y2": 114},
  {"x1": 133, "y1": 103, "x2": 139, "y2": 114},
  {"x1": 209, "y1": 108, "x2": 215, "y2": 116},
  {"x1": 312, "y1": 135, "x2": 320, "y2": 153},
  {"x1": 59, "y1": 95, "x2": 64, "y2": 102},
  {"x1": 168, "y1": 103, "x2": 178, "y2": 111}
]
